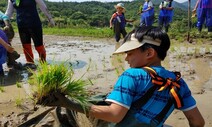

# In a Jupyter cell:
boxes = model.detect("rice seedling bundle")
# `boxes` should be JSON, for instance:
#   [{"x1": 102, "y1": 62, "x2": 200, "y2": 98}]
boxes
[{"x1": 28, "y1": 62, "x2": 89, "y2": 105}]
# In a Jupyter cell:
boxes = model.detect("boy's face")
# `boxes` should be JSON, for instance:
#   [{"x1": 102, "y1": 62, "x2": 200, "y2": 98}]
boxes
[{"x1": 125, "y1": 48, "x2": 148, "y2": 68}]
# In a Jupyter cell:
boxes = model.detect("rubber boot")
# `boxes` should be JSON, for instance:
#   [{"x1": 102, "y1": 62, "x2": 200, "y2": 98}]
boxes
[
  {"x1": 165, "y1": 25, "x2": 169, "y2": 33},
  {"x1": 23, "y1": 44, "x2": 34, "y2": 63},
  {"x1": 35, "y1": 45, "x2": 46, "y2": 63},
  {"x1": 208, "y1": 27, "x2": 212, "y2": 32},
  {"x1": 198, "y1": 27, "x2": 202, "y2": 33}
]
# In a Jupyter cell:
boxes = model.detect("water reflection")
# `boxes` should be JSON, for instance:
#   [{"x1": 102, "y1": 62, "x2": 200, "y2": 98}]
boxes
[
  {"x1": 111, "y1": 43, "x2": 126, "y2": 76},
  {"x1": 46, "y1": 59, "x2": 87, "y2": 69},
  {"x1": 0, "y1": 69, "x2": 26, "y2": 86}
]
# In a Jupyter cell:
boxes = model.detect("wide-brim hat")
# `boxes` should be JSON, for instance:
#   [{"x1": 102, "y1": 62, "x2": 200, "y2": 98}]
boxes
[
  {"x1": 113, "y1": 34, "x2": 161, "y2": 54},
  {"x1": 114, "y1": 3, "x2": 125, "y2": 10}
]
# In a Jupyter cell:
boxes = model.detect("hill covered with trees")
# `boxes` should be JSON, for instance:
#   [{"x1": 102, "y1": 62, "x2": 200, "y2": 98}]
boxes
[{"x1": 0, "y1": 0, "x2": 188, "y2": 28}]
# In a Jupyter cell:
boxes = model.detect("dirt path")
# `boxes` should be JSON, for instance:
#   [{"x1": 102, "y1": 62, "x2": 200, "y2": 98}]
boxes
[{"x1": 0, "y1": 35, "x2": 212, "y2": 127}]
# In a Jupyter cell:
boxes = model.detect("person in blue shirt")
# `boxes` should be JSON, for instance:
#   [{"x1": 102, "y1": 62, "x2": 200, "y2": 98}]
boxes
[
  {"x1": 138, "y1": 0, "x2": 154, "y2": 26},
  {"x1": 41, "y1": 26, "x2": 205, "y2": 127},
  {"x1": 158, "y1": 0, "x2": 174, "y2": 32},
  {"x1": 0, "y1": 10, "x2": 21, "y2": 69},
  {"x1": 0, "y1": 29, "x2": 20, "y2": 76},
  {"x1": 193, "y1": 0, "x2": 212, "y2": 33}
]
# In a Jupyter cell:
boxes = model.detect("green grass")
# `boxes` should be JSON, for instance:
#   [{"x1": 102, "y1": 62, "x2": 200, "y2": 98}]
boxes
[
  {"x1": 0, "y1": 86, "x2": 4, "y2": 93},
  {"x1": 43, "y1": 27, "x2": 114, "y2": 38},
  {"x1": 15, "y1": 97, "x2": 23, "y2": 107}
]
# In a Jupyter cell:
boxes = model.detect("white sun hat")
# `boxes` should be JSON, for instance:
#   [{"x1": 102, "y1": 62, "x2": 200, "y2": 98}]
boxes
[
  {"x1": 113, "y1": 33, "x2": 161, "y2": 54},
  {"x1": 114, "y1": 3, "x2": 125, "y2": 10}
]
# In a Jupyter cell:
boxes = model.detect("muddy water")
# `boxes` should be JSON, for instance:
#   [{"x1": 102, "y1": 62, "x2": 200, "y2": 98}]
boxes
[{"x1": 0, "y1": 35, "x2": 212, "y2": 126}]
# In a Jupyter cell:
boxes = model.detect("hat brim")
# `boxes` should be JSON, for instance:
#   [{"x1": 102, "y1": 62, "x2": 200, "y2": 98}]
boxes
[
  {"x1": 113, "y1": 34, "x2": 161, "y2": 55},
  {"x1": 113, "y1": 40, "x2": 144, "y2": 54},
  {"x1": 114, "y1": 5, "x2": 125, "y2": 10}
]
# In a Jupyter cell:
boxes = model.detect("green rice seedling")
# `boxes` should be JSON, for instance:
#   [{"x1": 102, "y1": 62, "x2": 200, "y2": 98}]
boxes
[
  {"x1": 16, "y1": 82, "x2": 22, "y2": 88},
  {"x1": 15, "y1": 97, "x2": 23, "y2": 107},
  {"x1": 28, "y1": 62, "x2": 89, "y2": 105},
  {"x1": 0, "y1": 86, "x2": 4, "y2": 93}
]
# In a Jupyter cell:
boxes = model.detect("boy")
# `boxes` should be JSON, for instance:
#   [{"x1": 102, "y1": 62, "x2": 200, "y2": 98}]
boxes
[
  {"x1": 109, "y1": 3, "x2": 134, "y2": 42},
  {"x1": 41, "y1": 26, "x2": 205, "y2": 127}
]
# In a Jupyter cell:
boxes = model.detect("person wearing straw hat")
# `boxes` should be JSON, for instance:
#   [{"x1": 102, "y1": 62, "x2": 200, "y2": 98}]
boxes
[
  {"x1": 193, "y1": 0, "x2": 212, "y2": 33},
  {"x1": 110, "y1": 3, "x2": 134, "y2": 42},
  {"x1": 42, "y1": 26, "x2": 205, "y2": 127}
]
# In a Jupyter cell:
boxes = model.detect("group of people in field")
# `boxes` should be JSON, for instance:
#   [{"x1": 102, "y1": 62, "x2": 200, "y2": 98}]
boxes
[
  {"x1": 110, "y1": 0, "x2": 212, "y2": 43},
  {"x1": 110, "y1": 0, "x2": 174, "y2": 43},
  {"x1": 0, "y1": 0, "x2": 211, "y2": 127}
]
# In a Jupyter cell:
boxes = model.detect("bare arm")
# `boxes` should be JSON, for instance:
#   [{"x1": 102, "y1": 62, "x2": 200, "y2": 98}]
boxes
[
  {"x1": 5, "y1": 0, "x2": 14, "y2": 19},
  {"x1": 0, "y1": 38, "x2": 14, "y2": 53},
  {"x1": 193, "y1": 0, "x2": 200, "y2": 11},
  {"x1": 36, "y1": 0, "x2": 55, "y2": 26},
  {"x1": 183, "y1": 107, "x2": 205, "y2": 127},
  {"x1": 109, "y1": 15, "x2": 114, "y2": 28},
  {"x1": 90, "y1": 103, "x2": 128, "y2": 123}
]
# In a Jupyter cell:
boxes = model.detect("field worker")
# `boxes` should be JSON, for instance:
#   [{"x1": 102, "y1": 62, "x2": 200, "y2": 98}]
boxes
[
  {"x1": 0, "y1": 10, "x2": 21, "y2": 69},
  {"x1": 158, "y1": 0, "x2": 174, "y2": 32},
  {"x1": 193, "y1": 0, "x2": 212, "y2": 33},
  {"x1": 138, "y1": 0, "x2": 154, "y2": 26},
  {"x1": 0, "y1": 29, "x2": 20, "y2": 76},
  {"x1": 5, "y1": 0, "x2": 55, "y2": 69},
  {"x1": 42, "y1": 26, "x2": 205, "y2": 127},
  {"x1": 110, "y1": 3, "x2": 134, "y2": 42}
]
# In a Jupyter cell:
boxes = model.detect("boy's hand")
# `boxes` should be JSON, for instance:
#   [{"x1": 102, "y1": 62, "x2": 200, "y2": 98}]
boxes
[{"x1": 37, "y1": 92, "x2": 91, "y2": 115}]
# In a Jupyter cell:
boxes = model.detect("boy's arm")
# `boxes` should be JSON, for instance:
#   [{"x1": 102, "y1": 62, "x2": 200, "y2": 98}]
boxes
[
  {"x1": 0, "y1": 38, "x2": 14, "y2": 53},
  {"x1": 183, "y1": 107, "x2": 205, "y2": 127},
  {"x1": 90, "y1": 103, "x2": 128, "y2": 123}
]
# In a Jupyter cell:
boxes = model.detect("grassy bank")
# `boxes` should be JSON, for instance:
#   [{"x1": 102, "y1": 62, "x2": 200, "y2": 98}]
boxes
[
  {"x1": 13, "y1": 26, "x2": 211, "y2": 42},
  {"x1": 42, "y1": 27, "x2": 137, "y2": 38},
  {"x1": 42, "y1": 27, "x2": 114, "y2": 38}
]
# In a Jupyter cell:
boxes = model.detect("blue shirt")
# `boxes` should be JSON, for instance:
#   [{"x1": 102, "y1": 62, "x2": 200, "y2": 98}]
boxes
[
  {"x1": 0, "y1": 29, "x2": 8, "y2": 65},
  {"x1": 106, "y1": 66, "x2": 196, "y2": 126},
  {"x1": 0, "y1": 11, "x2": 9, "y2": 21}
]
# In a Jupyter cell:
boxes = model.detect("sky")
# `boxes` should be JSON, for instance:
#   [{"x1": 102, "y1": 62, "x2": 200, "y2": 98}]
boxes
[{"x1": 48, "y1": 0, "x2": 188, "y2": 3}]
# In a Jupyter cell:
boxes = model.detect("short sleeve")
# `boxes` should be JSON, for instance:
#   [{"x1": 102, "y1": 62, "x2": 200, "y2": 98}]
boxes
[
  {"x1": 178, "y1": 79, "x2": 197, "y2": 111},
  {"x1": 106, "y1": 71, "x2": 137, "y2": 109}
]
